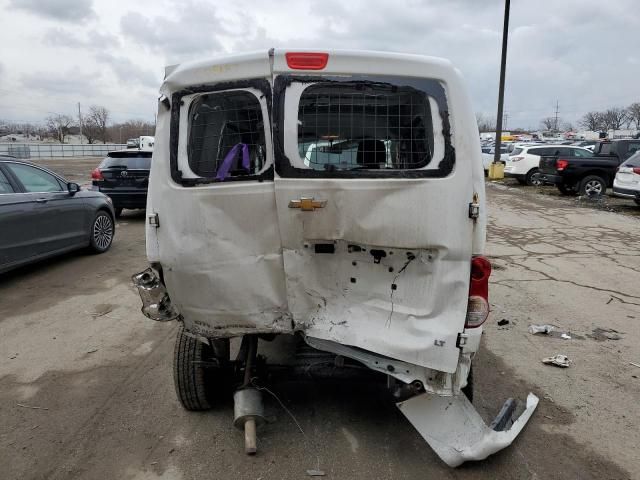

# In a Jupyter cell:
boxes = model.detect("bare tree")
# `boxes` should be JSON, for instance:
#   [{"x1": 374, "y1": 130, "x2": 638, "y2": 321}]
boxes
[
  {"x1": 45, "y1": 114, "x2": 75, "y2": 143},
  {"x1": 579, "y1": 111, "x2": 602, "y2": 131},
  {"x1": 627, "y1": 103, "x2": 640, "y2": 130},
  {"x1": 85, "y1": 106, "x2": 110, "y2": 143},
  {"x1": 108, "y1": 120, "x2": 156, "y2": 143},
  {"x1": 561, "y1": 122, "x2": 574, "y2": 132},
  {"x1": 540, "y1": 117, "x2": 557, "y2": 131},
  {"x1": 475, "y1": 113, "x2": 497, "y2": 132},
  {"x1": 600, "y1": 107, "x2": 628, "y2": 131}
]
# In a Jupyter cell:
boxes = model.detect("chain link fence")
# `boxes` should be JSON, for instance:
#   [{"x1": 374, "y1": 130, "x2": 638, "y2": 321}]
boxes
[{"x1": 0, "y1": 143, "x2": 128, "y2": 159}]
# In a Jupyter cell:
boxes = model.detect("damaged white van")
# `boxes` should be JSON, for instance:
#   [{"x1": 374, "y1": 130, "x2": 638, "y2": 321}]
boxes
[{"x1": 133, "y1": 49, "x2": 538, "y2": 467}]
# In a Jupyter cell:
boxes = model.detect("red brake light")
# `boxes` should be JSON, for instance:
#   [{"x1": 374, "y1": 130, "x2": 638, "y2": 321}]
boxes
[
  {"x1": 285, "y1": 52, "x2": 329, "y2": 70},
  {"x1": 91, "y1": 168, "x2": 104, "y2": 180},
  {"x1": 556, "y1": 159, "x2": 569, "y2": 171},
  {"x1": 633, "y1": 167, "x2": 640, "y2": 175},
  {"x1": 466, "y1": 256, "x2": 491, "y2": 328}
]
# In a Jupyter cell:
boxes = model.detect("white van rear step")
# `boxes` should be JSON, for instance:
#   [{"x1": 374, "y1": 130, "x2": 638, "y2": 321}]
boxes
[{"x1": 397, "y1": 392, "x2": 539, "y2": 467}]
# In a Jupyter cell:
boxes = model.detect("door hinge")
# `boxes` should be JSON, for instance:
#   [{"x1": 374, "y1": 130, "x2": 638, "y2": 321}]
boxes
[
  {"x1": 148, "y1": 212, "x2": 160, "y2": 228},
  {"x1": 456, "y1": 333, "x2": 469, "y2": 348},
  {"x1": 468, "y1": 192, "x2": 480, "y2": 220}
]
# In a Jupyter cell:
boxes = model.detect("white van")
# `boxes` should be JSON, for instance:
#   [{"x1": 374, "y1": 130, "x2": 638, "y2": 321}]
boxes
[{"x1": 133, "y1": 49, "x2": 537, "y2": 467}]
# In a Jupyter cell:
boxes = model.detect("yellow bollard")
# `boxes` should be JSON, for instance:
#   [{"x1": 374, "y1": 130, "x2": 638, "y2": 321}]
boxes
[{"x1": 488, "y1": 162, "x2": 505, "y2": 180}]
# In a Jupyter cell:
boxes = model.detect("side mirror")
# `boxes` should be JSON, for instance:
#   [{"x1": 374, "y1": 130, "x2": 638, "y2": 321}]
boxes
[{"x1": 67, "y1": 182, "x2": 80, "y2": 195}]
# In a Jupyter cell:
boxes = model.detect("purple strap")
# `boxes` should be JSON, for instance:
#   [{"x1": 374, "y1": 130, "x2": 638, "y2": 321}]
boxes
[{"x1": 215, "y1": 143, "x2": 250, "y2": 180}]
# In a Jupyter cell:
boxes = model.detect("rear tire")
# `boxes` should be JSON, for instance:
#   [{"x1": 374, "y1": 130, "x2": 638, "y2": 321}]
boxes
[
  {"x1": 579, "y1": 175, "x2": 606, "y2": 196},
  {"x1": 525, "y1": 168, "x2": 543, "y2": 186},
  {"x1": 173, "y1": 324, "x2": 231, "y2": 411},
  {"x1": 89, "y1": 211, "x2": 114, "y2": 253}
]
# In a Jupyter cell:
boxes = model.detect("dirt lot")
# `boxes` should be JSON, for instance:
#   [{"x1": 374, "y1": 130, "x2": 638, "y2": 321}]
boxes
[{"x1": 1, "y1": 159, "x2": 639, "y2": 479}]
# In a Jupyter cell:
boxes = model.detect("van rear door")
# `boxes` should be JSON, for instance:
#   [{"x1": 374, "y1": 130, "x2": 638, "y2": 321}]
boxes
[{"x1": 271, "y1": 51, "x2": 476, "y2": 373}]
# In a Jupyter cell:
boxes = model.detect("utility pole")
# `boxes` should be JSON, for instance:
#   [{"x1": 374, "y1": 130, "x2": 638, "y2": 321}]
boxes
[
  {"x1": 78, "y1": 102, "x2": 83, "y2": 144},
  {"x1": 554, "y1": 100, "x2": 559, "y2": 132},
  {"x1": 503, "y1": 112, "x2": 509, "y2": 131},
  {"x1": 492, "y1": 0, "x2": 510, "y2": 167}
]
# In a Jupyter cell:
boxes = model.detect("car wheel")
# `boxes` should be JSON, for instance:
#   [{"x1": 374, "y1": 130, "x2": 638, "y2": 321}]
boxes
[
  {"x1": 580, "y1": 175, "x2": 606, "y2": 197},
  {"x1": 525, "y1": 168, "x2": 543, "y2": 186},
  {"x1": 89, "y1": 211, "x2": 114, "y2": 253},
  {"x1": 462, "y1": 366, "x2": 473, "y2": 403},
  {"x1": 174, "y1": 324, "x2": 232, "y2": 411},
  {"x1": 557, "y1": 183, "x2": 578, "y2": 196},
  {"x1": 114, "y1": 207, "x2": 123, "y2": 218}
]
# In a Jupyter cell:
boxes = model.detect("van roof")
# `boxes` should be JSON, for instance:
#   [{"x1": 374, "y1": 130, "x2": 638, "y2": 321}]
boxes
[{"x1": 163, "y1": 49, "x2": 458, "y2": 88}]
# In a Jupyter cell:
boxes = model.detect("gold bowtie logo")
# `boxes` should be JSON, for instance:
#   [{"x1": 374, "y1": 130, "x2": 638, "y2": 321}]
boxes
[{"x1": 288, "y1": 197, "x2": 327, "y2": 211}]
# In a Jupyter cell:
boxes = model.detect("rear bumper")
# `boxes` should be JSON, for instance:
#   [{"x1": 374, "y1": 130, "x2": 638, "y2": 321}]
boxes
[
  {"x1": 97, "y1": 190, "x2": 147, "y2": 208},
  {"x1": 540, "y1": 173, "x2": 563, "y2": 184},
  {"x1": 612, "y1": 186, "x2": 640, "y2": 198}
]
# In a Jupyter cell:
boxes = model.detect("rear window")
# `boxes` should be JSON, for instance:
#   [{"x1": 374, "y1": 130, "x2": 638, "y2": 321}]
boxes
[
  {"x1": 187, "y1": 91, "x2": 266, "y2": 178},
  {"x1": 621, "y1": 151, "x2": 640, "y2": 167},
  {"x1": 598, "y1": 143, "x2": 613, "y2": 155},
  {"x1": 528, "y1": 148, "x2": 548, "y2": 156},
  {"x1": 100, "y1": 156, "x2": 151, "y2": 170},
  {"x1": 296, "y1": 83, "x2": 437, "y2": 171}
]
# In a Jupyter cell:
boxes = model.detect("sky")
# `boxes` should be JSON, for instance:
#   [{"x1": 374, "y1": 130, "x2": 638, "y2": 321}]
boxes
[{"x1": 0, "y1": 0, "x2": 639, "y2": 129}]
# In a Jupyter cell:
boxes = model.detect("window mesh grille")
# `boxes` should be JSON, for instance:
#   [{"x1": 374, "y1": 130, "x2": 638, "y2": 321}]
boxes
[
  {"x1": 297, "y1": 84, "x2": 434, "y2": 171},
  {"x1": 188, "y1": 91, "x2": 265, "y2": 178}
]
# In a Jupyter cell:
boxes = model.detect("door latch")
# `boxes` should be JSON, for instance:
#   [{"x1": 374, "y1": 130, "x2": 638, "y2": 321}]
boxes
[
  {"x1": 468, "y1": 192, "x2": 480, "y2": 220},
  {"x1": 148, "y1": 212, "x2": 160, "y2": 228},
  {"x1": 456, "y1": 333, "x2": 469, "y2": 348}
]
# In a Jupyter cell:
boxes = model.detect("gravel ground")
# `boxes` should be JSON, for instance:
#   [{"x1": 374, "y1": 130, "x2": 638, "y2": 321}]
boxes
[{"x1": 0, "y1": 160, "x2": 638, "y2": 479}]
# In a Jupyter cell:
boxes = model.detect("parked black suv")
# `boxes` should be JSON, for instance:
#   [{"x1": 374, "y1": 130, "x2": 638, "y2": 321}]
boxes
[
  {"x1": 539, "y1": 139, "x2": 640, "y2": 196},
  {"x1": 91, "y1": 150, "x2": 151, "y2": 217}
]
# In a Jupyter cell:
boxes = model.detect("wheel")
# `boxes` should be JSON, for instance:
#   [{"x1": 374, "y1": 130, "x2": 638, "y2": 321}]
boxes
[
  {"x1": 579, "y1": 175, "x2": 606, "y2": 196},
  {"x1": 525, "y1": 168, "x2": 543, "y2": 186},
  {"x1": 462, "y1": 366, "x2": 473, "y2": 403},
  {"x1": 173, "y1": 324, "x2": 231, "y2": 411},
  {"x1": 557, "y1": 183, "x2": 578, "y2": 196},
  {"x1": 89, "y1": 211, "x2": 114, "y2": 253},
  {"x1": 114, "y1": 207, "x2": 123, "y2": 218}
]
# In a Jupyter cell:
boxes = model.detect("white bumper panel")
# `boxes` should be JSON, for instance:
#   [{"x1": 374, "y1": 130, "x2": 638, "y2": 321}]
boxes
[{"x1": 397, "y1": 392, "x2": 539, "y2": 467}]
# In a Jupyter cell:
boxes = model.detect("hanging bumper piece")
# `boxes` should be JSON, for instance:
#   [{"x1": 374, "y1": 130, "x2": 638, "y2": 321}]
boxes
[
  {"x1": 132, "y1": 267, "x2": 179, "y2": 322},
  {"x1": 397, "y1": 391, "x2": 539, "y2": 467}
]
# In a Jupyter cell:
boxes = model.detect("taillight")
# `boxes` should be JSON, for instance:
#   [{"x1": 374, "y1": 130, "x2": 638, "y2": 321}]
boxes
[
  {"x1": 285, "y1": 52, "x2": 329, "y2": 70},
  {"x1": 91, "y1": 168, "x2": 104, "y2": 180},
  {"x1": 511, "y1": 156, "x2": 524, "y2": 162},
  {"x1": 633, "y1": 167, "x2": 640, "y2": 175},
  {"x1": 465, "y1": 256, "x2": 491, "y2": 328},
  {"x1": 556, "y1": 159, "x2": 569, "y2": 171}
]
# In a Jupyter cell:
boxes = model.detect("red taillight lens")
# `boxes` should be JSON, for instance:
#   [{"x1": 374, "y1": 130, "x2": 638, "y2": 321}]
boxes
[
  {"x1": 91, "y1": 168, "x2": 104, "y2": 180},
  {"x1": 466, "y1": 256, "x2": 491, "y2": 328},
  {"x1": 285, "y1": 52, "x2": 329, "y2": 70},
  {"x1": 633, "y1": 167, "x2": 640, "y2": 175},
  {"x1": 556, "y1": 159, "x2": 569, "y2": 171}
]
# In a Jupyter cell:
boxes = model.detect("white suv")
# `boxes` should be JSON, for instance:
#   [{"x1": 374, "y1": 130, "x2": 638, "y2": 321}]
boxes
[
  {"x1": 504, "y1": 144, "x2": 593, "y2": 186},
  {"x1": 613, "y1": 151, "x2": 640, "y2": 205}
]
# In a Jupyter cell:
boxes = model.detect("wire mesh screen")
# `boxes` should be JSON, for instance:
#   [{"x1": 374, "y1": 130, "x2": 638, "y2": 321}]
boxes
[
  {"x1": 188, "y1": 91, "x2": 266, "y2": 178},
  {"x1": 297, "y1": 84, "x2": 434, "y2": 171}
]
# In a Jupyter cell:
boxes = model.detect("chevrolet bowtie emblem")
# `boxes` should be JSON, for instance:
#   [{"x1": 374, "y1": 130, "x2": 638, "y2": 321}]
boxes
[{"x1": 288, "y1": 197, "x2": 327, "y2": 211}]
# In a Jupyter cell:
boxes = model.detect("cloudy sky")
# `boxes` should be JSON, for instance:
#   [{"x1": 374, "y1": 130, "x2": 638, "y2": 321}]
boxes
[{"x1": 0, "y1": 0, "x2": 638, "y2": 129}]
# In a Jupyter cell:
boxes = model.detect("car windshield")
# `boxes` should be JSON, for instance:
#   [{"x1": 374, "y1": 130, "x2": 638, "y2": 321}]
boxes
[
  {"x1": 100, "y1": 156, "x2": 151, "y2": 169},
  {"x1": 621, "y1": 151, "x2": 640, "y2": 167}
]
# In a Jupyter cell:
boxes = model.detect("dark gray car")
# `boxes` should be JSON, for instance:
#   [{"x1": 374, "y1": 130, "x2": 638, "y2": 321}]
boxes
[{"x1": 0, "y1": 156, "x2": 116, "y2": 273}]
